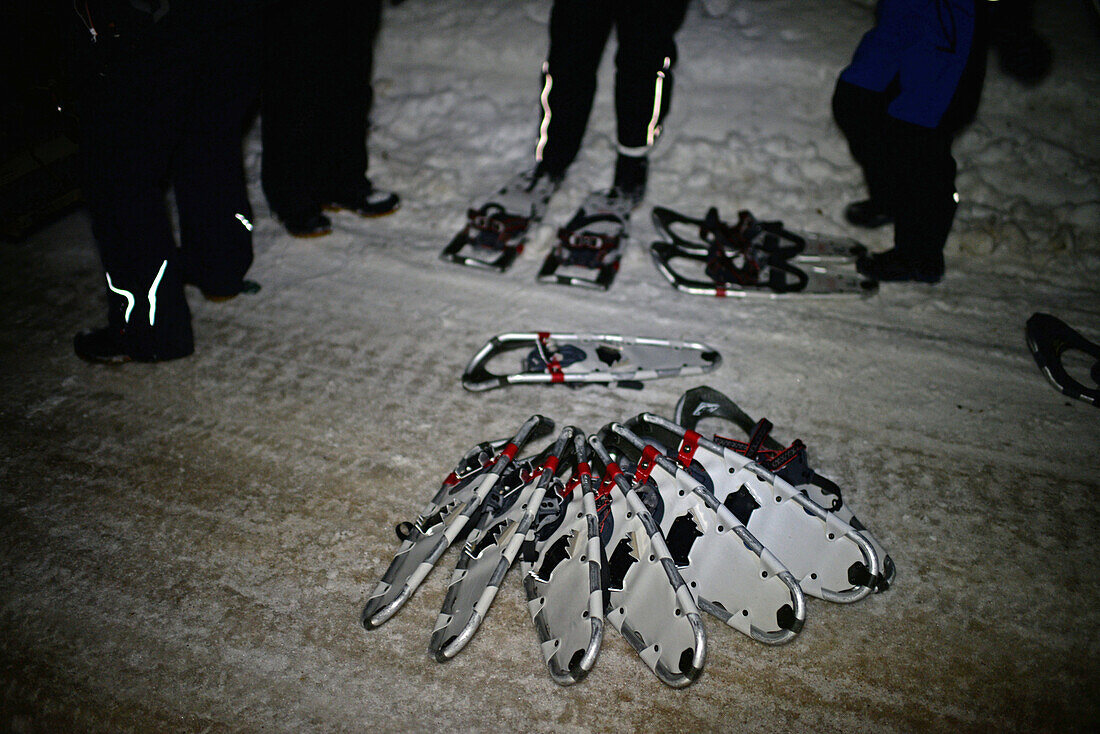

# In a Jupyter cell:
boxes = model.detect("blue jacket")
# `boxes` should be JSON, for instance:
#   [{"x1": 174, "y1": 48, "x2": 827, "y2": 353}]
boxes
[{"x1": 840, "y1": 0, "x2": 976, "y2": 128}]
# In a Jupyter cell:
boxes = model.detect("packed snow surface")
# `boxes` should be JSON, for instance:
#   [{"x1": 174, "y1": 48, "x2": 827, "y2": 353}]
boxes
[{"x1": 1, "y1": 1, "x2": 1097, "y2": 731}]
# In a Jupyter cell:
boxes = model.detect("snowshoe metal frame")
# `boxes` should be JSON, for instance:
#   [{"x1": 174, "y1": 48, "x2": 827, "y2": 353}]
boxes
[
  {"x1": 589, "y1": 434, "x2": 706, "y2": 688},
  {"x1": 429, "y1": 424, "x2": 572, "y2": 661},
  {"x1": 649, "y1": 206, "x2": 877, "y2": 298},
  {"x1": 607, "y1": 422, "x2": 805, "y2": 644},
  {"x1": 440, "y1": 168, "x2": 560, "y2": 272},
  {"x1": 1026, "y1": 312, "x2": 1100, "y2": 407},
  {"x1": 461, "y1": 332, "x2": 722, "y2": 391},
  {"x1": 440, "y1": 203, "x2": 533, "y2": 272},
  {"x1": 651, "y1": 206, "x2": 867, "y2": 261},
  {"x1": 522, "y1": 430, "x2": 605, "y2": 685},
  {"x1": 650, "y1": 241, "x2": 876, "y2": 298},
  {"x1": 361, "y1": 437, "x2": 507, "y2": 629}
]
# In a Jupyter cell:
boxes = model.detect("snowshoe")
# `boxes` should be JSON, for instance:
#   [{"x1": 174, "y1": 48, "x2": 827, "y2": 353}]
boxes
[
  {"x1": 361, "y1": 415, "x2": 553, "y2": 630},
  {"x1": 635, "y1": 413, "x2": 881, "y2": 603},
  {"x1": 521, "y1": 431, "x2": 605, "y2": 685},
  {"x1": 674, "y1": 386, "x2": 895, "y2": 592},
  {"x1": 588, "y1": 434, "x2": 707, "y2": 688},
  {"x1": 461, "y1": 332, "x2": 721, "y2": 391},
  {"x1": 652, "y1": 206, "x2": 867, "y2": 261},
  {"x1": 440, "y1": 167, "x2": 560, "y2": 271},
  {"x1": 429, "y1": 425, "x2": 573, "y2": 661},
  {"x1": 649, "y1": 206, "x2": 877, "y2": 297},
  {"x1": 1026, "y1": 312, "x2": 1100, "y2": 407},
  {"x1": 605, "y1": 422, "x2": 805, "y2": 644},
  {"x1": 537, "y1": 189, "x2": 634, "y2": 290}
]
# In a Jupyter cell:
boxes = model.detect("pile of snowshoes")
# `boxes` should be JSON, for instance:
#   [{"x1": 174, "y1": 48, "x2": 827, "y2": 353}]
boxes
[
  {"x1": 360, "y1": 387, "x2": 893, "y2": 688},
  {"x1": 649, "y1": 206, "x2": 878, "y2": 297}
]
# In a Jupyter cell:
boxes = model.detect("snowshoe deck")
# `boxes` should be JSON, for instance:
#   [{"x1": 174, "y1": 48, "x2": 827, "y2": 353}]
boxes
[
  {"x1": 361, "y1": 415, "x2": 553, "y2": 630},
  {"x1": 637, "y1": 413, "x2": 881, "y2": 603},
  {"x1": 440, "y1": 169, "x2": 559, "y2": 271},
  {"x1": 674, "y1": 386, "x2": 895, "y2": 592},
  {"x1": 538, "y1": 190, "x2": 633, "y2": 290},
  {"x1": 1026, "y1": 312, "x2": 1100, "y2": 407},
  {"x1": 589, "y1": 435, "x2": 707, "y2": 688},
  {"x1": 521, "y1": 431, "x2": 605, "y2": 685},
  {"x1": 606, "y1": 423, "x2": 805, "y2": 644},
  {"x1": 461, "y1": 332, "x2": 722, "y2": 391}
]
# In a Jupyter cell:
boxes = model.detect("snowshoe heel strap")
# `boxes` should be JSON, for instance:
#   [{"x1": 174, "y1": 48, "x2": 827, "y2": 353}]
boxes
[{"x1": 745, "y1": 419, "x2": 773, "y2": 459}]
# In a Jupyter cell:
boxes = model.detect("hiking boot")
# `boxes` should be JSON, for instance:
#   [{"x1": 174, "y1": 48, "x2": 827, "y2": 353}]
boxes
[
  {"x1": 856, "y1": 248, "x2": 943, "y2": 284},
  {"x1": 281, "y1": 212, "x2": 333, "y2": 238},
  {"x1": 844, "y1": 199, "x2": 893, "y2": 229},
  {"x1": 326, "y1": 181, "x2": 400, "y2": 218},
  {"x1": 73, "y1": 325, "x2": 193, "y2": 364}
]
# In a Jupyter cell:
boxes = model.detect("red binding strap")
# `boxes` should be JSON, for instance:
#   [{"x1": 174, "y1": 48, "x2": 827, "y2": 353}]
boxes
[
  {"x1": 634, "y1": 445, "x2": 661, "y2": 484},
  {"x1": 597, "y1": 462, "x2": 622, "y2": 498},
  {"x1": 678, "y1": 430, "x2": 700, "y2": 467},
  {"x1": 542, "y1": 455, "x2": 559, "y2": 476},
  {"x1": 495, "y1": 442, "x2": 519, "y2": 467},
  {"x1": 537, "y1": 332, "x2": 565, "y2": 382}
]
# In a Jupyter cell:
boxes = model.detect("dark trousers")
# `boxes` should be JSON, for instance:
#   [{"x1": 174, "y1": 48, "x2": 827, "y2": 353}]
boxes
[
  {"x1": 80, "y1": 20, "x2": 259, "y2": 357},
  {"x1": 261, "y1": 0, "x2": 382, "y2": 220},
  {"x1": 832, "y1": 80, "x2": 959, "y2": 270},
  {"x1": 536, "y1": 0, "x2": 689, "y2": 176}
]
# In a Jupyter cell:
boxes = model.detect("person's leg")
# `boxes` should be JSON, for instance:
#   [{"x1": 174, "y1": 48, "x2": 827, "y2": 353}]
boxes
[
  {"x1": 175, "y1": 17, "x2": 260, "y2": 298},
  {"x1": 832, "y1": 79, "x2": 897, "y2": 227},
  {"x1": 261, "y1": 0, "x2": 331, "y2": 229},
  {"x1": 609, "y1": 0, "x2": 688, "y2": 198},
  {"x1": 319, "y1": 0, "x2": 376, "y2": 196},
  {"x1": 77, "y1": 46, "x2": 193, "y2": 361},
  {"x1": 534, "y1": 0, "x2": 615, "y2": 177},
  {"x1": 885, "y1": 118, "x2": 957, "y2": 276},
  {"x1": 318, "y1": 0, "x2": 399, "y2": 216}
]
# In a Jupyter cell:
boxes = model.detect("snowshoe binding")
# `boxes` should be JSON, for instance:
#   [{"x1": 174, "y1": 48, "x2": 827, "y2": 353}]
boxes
[
  {"x1": 1026, "y1": 312, "x2": 1100, "y2": 407},
  {"x1": 440, "y1": 167, "x2": 560, "y2": 271},
  {"x1": 537, "y1": 189, "x2": 634, "y2": 290},
  {"x1": 674, "y1": 386, "x2": 895, "y2": 592}
]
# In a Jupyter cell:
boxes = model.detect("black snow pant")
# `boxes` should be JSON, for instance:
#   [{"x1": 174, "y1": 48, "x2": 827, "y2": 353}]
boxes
[
  {"x1": 831, "y1": 17, "x2": 987, "y2": 271},
  {"x1": 80, "y1": 19, "x2": 259, "y2": 359},
  {"x1": 832, "y1": 81, "x2": 959, "y2": 271},
  {"x1": 535, "y1": 0, "x2": 689, "y2": 176},
  {"x1": 261, "y1": 0, "x2": 383, "y2": 221}
]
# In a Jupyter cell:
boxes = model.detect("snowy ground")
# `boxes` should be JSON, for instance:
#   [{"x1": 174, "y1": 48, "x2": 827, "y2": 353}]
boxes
[{"x1": 2, "y1": 1, "x2": 1098, "y2": 731}]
